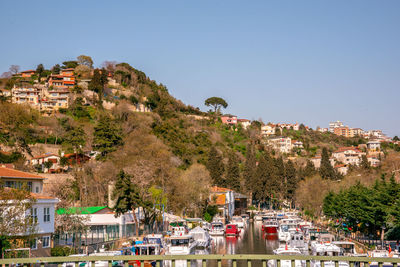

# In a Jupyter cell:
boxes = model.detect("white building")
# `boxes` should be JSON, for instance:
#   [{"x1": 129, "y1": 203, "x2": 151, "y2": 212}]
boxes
[
  {"x1": 329, "y1": 121, "x2": 344, "y2": 133},
  {"x1": 28, "y1": 153, "x2": 61, "y2": 173},
  {"x1": 266, "y1": 136, "x2": 292, "y2": 153},
  {"x1": 332, "y1": 147, "x2": 365, "y2": 166},
  {"x1": 367, "y1": 140, "x2": 381, "y2": 151},
  {"x1": 237, "y1": 119, "x2": 251, "y2": 129},
  {"x1": 261, "y1": 124, "x2": 276, "y2": 136},
  {"x1": 0, "y1": 167, "x2": 58, "y2": 257}
]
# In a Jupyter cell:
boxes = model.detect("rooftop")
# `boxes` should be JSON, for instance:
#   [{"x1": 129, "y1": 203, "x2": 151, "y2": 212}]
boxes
[
  {"x1": 57, "y1": 206, "x2": 109, "y2": 215},
  {"x1": 0, "y1": 166, "x2": 45, "y2": 180}
]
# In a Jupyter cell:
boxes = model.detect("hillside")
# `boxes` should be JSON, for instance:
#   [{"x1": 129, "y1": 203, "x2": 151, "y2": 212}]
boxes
[{"x1": 1, "y1": 56, "x2": 400, "y2": 220}]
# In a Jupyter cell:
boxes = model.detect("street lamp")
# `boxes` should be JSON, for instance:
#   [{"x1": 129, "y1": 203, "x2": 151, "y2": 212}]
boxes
[{"x1": 365, "y1": 223, "x2": 370, "y2": 245}]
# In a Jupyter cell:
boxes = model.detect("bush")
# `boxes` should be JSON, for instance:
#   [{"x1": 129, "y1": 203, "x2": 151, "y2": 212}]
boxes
[{"x1": 51, "y1": 246, "x2": 76, "y2": 256}]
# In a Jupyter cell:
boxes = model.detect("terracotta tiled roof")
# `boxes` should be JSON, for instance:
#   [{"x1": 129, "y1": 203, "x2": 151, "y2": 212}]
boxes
[
  {"x1": 238, "y1": 119, "x2": 250, "y2": 122},
  {"x1": 334, "y1": 147, "x2": 361, "y2": 153},
  {"x1": 211, "y1": 185, "x2": 232, "y2": 193},
  {"x1": 335, "y1": 164, "x2": 346, "y2": 168},
  {"x1": 32, "y1": 153, "x2": 59, "y2": 159},
  {"x1": 0, "y1": 167, "x2": 45, "y2": 180}
]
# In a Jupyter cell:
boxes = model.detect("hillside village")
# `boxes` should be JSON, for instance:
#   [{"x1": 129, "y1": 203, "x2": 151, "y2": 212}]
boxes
[{"x1": 1, "y1": 56, "x2": 400, "y2": 257}]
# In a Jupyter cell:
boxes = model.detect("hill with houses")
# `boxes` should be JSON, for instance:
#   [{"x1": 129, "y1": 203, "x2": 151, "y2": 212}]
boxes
[{"x1": 1, "y1": 55, "x2": 400, "y2": 220}]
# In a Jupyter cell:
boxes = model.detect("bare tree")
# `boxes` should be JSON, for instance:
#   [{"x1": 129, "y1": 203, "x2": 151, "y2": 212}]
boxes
[
  {"x1": 101, "y1": 61, "x2": 118, "y2": 72},
  {"x1": 9, "y1": 65, "x2": 20, "y2": 74}
]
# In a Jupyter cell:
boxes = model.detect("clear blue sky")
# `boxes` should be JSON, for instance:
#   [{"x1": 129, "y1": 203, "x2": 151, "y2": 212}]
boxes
[{"x1": 1, "y1": 0, "x2": 399, "y2": 136}]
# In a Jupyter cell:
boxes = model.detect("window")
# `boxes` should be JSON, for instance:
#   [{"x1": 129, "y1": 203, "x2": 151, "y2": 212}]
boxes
[
  {"x1": 30, "y1": 208, "x2": 38, "y2": 222},
  {"x1": 44, "y1": 207, "x2": 50, "y2": 222},
  {"x1": 42, "y1": 236, "x2": 50, "y2": 248},
  {"x1": 30, "y1": 238, "x2": 37, "y2": 250}
]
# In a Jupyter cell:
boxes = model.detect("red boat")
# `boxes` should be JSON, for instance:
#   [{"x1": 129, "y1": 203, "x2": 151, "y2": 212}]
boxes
[
  {"x1": 225, "y1": 224, "x2": 240, "y2": 236},
  {"x1": 262, "y1": 219, "x2": 279, "y2": 234}
]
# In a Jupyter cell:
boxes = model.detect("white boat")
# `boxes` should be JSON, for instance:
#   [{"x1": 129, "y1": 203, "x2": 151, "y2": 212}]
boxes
[
  {"x1": 268, "y1": 246, "x2": 305, "y2": 267},
  {"x1": 131, "y1": 243, "x2": 164, "y2": 267},
  {"x1": 190, "y1": 226, "x2": 212, "y2": 248},
  {"x1": 166, "y1": 235, "x2": 197, "y2": 255},
  {"x1": 210, "y1": 222, "x2": 225, "y2": 236},
  {"x1": 289, "y1": 231, "x2": 308, "y2": 255},
  {"x1": 171, "y1": 226, "x2": 188, "y2": 236},
  {"x1": 231, "y1": 216, "x2": 246, "y2": 228},
  {"x1": 89, "y1": 250, "x2": 123, "y2": 267},
  {"x1": 254, "y1": 212, "x2": 266, "y2": 221},
  {"x1": 311, "y1": 243, "x2": 349, "y2": 267},
  {"x1": 278, "y1": 223, "x2": 297, "y2": 242},
  {"x1": 143, "y1": 233, "x2": 166, "y2": 249},
  {"x1": 332, "y1": 241, "x2": 357, "y2": 256},
  {"x1": 165, "y1": 235, "x2": 197, "y2": 267}
]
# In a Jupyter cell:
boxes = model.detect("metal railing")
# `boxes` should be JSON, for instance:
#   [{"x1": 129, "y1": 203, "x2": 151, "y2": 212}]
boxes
[{"x1": 1, "y1": 255, "x2": 400, "y2": 267}]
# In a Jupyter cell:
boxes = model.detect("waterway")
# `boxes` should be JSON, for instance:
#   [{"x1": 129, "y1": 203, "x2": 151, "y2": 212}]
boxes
[{"x1": 199, "y1": 221, "x2": 280, "y2": 267}]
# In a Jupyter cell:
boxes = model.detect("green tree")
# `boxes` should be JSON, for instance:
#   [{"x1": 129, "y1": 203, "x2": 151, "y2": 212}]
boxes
[
  {"x1": 51, "y1": 64, "x2": 61, "y2": 74},
  {"x1": 62, "y1": 61, "x2": 78, "y2": 69},
  {"x1": 243, "y1": 143, "x2": 257, "y2": 192},
  {"x1": 393, "y1": 136, "x2": 400, "y2": 141},
  {"x1": 320, "y1": 147, "x2": 336, "y2": 180},
  {"x1": 204, "y1": 97, "x2": 228, "y2": 113},
  {"x1": 93, "y1": 116, "x2": 123, "y2": 159},
  {"x1": 77, "y1": 55, "x2": 94, "y2": 68},
  {"x1": 206, "y1": 146, "x2": 225, "y2": 187},
  {"x1": 88, "y1": 69, "x2": 108, "y2": 106},
  {"x1": 63, "y1": 125, "x2": 86, "y2": 156},
  {"x1": 35, "y1": 64, "x2": 44, "y2": 79},
  {"x1": 285, "y1": 160, "x2": 297, "y2": 205},
  {"x1": 112, "y1": 170, "x2": 141, "y2": 236},
  {"x1": 360, "y1": 154, "x2": 370, "y2": 169},
  {"x1": 225, "y1": 151, "x2": 241, "y2": 191}
]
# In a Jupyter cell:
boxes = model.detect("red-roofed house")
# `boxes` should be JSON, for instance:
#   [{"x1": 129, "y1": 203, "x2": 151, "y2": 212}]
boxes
[
  {"x1": 29, "y1": 153, "x2": 61, "y2": 173},
  {"x1": 0, "y1": 166, "x2": 45, "y2": 193},
  {"x1": 221, "y1": 114, "x2": 237, "y2": 125},
  {"x1": 334, "y1": 164, "x2": 349, "y2": 175},
  {"x1": 19, "y1": 70, "x2": 36, "y2": 78}
]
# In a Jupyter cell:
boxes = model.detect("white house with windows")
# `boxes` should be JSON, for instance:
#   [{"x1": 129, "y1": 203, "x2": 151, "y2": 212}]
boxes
[
  {"x1": 27, "y1": 193, "x2": 59, "y2": 257},
  {"x1": 0, "y1": 167, "x2": 58, "y2": 257},
  {"x1": 261, "y1": 124, "x2": 276, "y2": 136}
]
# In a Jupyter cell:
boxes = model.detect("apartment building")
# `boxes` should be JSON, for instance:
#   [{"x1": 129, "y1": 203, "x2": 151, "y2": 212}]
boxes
[
  {"x1": 11, "y1": 86, "x2": 42, "y2": 109},
  {"x1": 329, "y1": 121, "x2": 344, "y2": 133},
  {"x1": 266, "y1": 136, "x2": 292, "y2": 153},
  {"x1": 261, "y1": 124, "x2": 276, "y2": 136},
  {"x1": 332, "y1": 147, "x2": 365, "y2": 166},
  {"x1": 334, "y1": 126, "x2": 350, "y2": 137},
  {"x1": 48, "y1": 68, "x2": 75, "y2": 89}
]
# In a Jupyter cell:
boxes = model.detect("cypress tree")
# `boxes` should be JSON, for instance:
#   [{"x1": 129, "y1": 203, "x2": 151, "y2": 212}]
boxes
[
  {"x1": 206, "y1": 146, "x2": 225, "y2": 187},
  {"x1": 285, "y1": 160, "x2": 297, "y2": 205},
  {"x1": 112, "y1": 170, "x2": 141, "y2": 236},
  {"x1": 243, "y1": 143, "x2": 257, "y2": 192},
  {"x1": 320, "y1": 147, "x2": 336, "y2": 179},
  {"x1": 360, "y1": 154, "x2": 370, "y2": 169},
  {"x1": 226, "y1": 151, "x2": 241, "y2": 192},
  {"x1": 93, "y1": 116, "x2": 123, "y2": 160}
]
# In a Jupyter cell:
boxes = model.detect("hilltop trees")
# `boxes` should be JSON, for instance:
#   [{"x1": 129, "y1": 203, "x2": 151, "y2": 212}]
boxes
[
  {"x1": 88, "y1": 69, "x2": 108, "y2": 106},
  {"x1": 77, "y1": 55, "x2": 93, "y2": 69},
  {"x1": 204, "y1": 97, "x2": 228, "y2": 114}
]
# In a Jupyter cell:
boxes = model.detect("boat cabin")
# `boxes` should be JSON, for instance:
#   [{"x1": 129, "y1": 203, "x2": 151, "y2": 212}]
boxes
[{"x1": 225, "y1": 224, "x2": 240, "y2": 236}]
